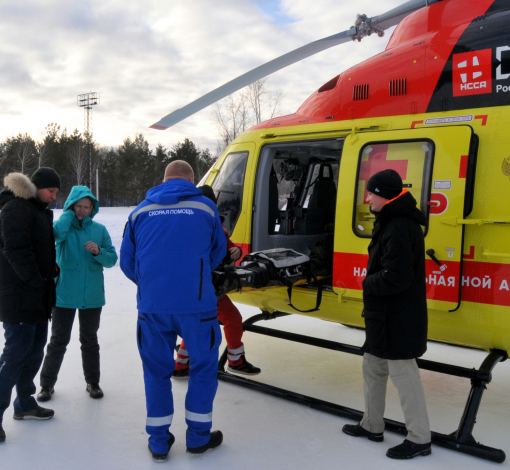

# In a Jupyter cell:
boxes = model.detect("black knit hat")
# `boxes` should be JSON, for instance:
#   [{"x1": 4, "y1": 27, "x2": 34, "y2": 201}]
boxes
[
  {"x1": 366, "y1": 169, "x2": 402, "y2": 200},
  {"x1": 31, "y1": 167, "x2": 61, "y2": 190},
  {"x1": 200, "y1": 185, "x2": 217, "y2": 205}
]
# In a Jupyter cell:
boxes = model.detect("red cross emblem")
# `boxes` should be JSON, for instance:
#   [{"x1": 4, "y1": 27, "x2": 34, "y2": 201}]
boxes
[{"x1": 452, "y1": 49, "x2": 492, "y2": 97}]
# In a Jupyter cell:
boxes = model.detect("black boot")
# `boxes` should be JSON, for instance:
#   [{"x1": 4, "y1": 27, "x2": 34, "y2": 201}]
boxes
[
  {"x1": 186, "y1": 430, "x2": 223, "y2": 455},
  {"x1": 227, "y1": 356, "x2": 261, "y2": 375},
  {"x1": 0, "y1": 424, "x2": 5, "y2": 442},
  {"x1": 86, "y1": 383, "x2": 104, "y2": 399},
  {"x1": 148, "y1": 431, "x2": 175, "y2": 462},
  {"x1": 386, "y1": 439, "x2": 431, "y2": 459},
  {"x1": 13, "y1": 406, "x2": 54, "y2": 420},
  {"x1": 342, "y1": 423, "x2": 384, "y2": 442},
  {"x1": 37, "y1": 386, "x2": 54, "y2": 402}
]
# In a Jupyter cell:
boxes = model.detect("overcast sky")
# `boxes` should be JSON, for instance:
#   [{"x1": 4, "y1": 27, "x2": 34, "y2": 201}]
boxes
[{"x1": 0, "y1": 0, "x2": 403, "y2": 154}]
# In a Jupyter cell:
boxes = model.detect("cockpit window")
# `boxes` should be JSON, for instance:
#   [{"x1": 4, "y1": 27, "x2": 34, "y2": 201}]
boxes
[{"x1": 211, "y1": 151, "x2": 249, "y2": 236}]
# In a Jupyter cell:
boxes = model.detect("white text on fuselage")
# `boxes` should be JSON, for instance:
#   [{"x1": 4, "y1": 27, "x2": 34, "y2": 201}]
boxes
[
  {"x1": 353, "y1": 267, "x2": 508, "y2": 290},
  {"x1": 461, "y1": 81, "x2": 487, "y2": 91},
  {"x1": 149, "y1": 209, "x2": 194, "y2": 216}
]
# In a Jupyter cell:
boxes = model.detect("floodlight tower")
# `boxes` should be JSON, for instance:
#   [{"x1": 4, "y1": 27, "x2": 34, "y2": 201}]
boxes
[{"x1": 77, "y1": 92, "x2": 100, "y2": 188}]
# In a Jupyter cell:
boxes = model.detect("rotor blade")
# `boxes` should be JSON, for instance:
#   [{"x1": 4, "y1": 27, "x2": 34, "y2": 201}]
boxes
[
  {"x1": 150, "y1": 28, "x2": 355, "y2": 130},
  {"x1": 368, "y1": 0, "x2": 440, "y2": 31},
  {"x1": 150, "y1": 0, "x2": 440, "y2": 130}
]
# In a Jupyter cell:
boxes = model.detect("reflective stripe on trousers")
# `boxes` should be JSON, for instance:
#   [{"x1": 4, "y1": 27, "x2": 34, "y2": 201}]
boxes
[{"x1": 146, "y1": 414, "x2": 173, "y2": 427}]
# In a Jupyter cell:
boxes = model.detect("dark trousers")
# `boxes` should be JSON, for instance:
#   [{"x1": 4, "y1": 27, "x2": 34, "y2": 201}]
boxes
[
  {"x1": 0, "y1": 321, "x2": 49, "y2": 423},
  {"x1": 40, "y1": 307, "x2": 102, "y2": 388}
]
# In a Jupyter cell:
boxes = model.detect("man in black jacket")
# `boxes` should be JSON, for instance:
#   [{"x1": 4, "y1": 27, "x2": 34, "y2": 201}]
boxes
[
  {"x1": 0, "y1": 168, "x2": 60, "y2": 443},
  {"x1": 342, "y1": 169, "x2": 431, "y2": 459}
]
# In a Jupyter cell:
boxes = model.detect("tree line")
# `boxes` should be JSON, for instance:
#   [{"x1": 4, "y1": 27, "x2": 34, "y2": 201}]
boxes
[
  {"x1": 0, "y1": 80, "x2": 284, "y2": 206},
  {"x1": 0, "y1": 124, "x2": 216, "y2": 206}
]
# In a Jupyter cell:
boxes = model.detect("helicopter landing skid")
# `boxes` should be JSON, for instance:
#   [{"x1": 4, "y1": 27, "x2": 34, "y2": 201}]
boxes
[{"x1": 217, "y1": 310, "x2": 507, "y2": 463}]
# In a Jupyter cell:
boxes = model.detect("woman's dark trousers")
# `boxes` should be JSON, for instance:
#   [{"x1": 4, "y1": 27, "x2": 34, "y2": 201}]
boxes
[
  {"x1": 40, "y1": 307, "x2": 102, "y2": 388},
  {"x1": 0, "y1": 321, "x2": 48, "y2": 423}
]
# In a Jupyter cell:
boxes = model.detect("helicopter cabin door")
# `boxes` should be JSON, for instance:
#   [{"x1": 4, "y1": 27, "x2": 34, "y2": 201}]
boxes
[{"x1": 333, "y1": 125, "x2": 476, "y2": 312}]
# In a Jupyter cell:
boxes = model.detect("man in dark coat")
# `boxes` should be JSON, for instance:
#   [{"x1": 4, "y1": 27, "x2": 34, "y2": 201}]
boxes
[
  {"x1": 0, "y1": 168, "x2": 60, "y2": 443},
  {"x1": 342, "y1": 169, "x2": 431, "y2": 460}
]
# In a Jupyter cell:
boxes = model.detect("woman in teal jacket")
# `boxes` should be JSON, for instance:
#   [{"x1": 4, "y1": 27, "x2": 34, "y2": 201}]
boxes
[{"x1": 37, "y1": 186, "x2": 117, "y2": 401}]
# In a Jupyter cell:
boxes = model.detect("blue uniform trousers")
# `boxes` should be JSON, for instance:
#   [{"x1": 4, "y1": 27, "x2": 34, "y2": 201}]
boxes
[
  {"x1": 0, "y1": 321, "x2": 48, "y2": 423},
  {"x1": 137, "y1": 310, "x2": 221, "y2": 453}
]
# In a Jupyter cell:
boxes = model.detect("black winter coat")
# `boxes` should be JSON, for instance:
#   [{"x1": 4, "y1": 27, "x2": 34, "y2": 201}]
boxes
[
  {"x1": 362, "y1": 190, "x2": 428, "y2": 360},
  {"x1": 0, "y1": 173, "x2": 56, "y2": 323}
]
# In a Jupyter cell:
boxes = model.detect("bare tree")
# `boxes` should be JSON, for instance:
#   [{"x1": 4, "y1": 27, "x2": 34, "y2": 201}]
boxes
[
  {"x1": 36, "y1": 142, "x2": 50, "y2": 169},
  {"x1": 35, "y1": 123, "x2": 60, "y2": 169},
  {"x1": 14, "y1": 133, "x2": 36, "y2": 174},
  {"x1": 213, "y1": 79, "x2": 284, "y2": 155},
  {"x1": 213, "y1": 91, "x2": 251, "y2": 154},
  {"x1": 68, "y1": 139, "x2": 87, "y2": 185},
  {"x1": 246, "y1": 78, "x2": 284, "y2": 124}
]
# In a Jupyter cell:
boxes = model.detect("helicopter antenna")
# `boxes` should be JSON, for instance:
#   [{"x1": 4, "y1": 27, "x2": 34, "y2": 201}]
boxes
[{"x1": 150, "y1": 0, "x2": 441, "y2": 130}]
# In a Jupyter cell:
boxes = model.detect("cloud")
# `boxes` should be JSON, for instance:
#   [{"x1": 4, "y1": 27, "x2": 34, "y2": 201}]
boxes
[{"x1": 0, "y1": 0, "x2": 404, "y2": 153}]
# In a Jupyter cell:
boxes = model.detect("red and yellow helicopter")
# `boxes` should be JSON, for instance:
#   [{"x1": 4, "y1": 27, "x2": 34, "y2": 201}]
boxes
[{"x1": 151, "y1": 0, "x2": 510, "y2": 462}]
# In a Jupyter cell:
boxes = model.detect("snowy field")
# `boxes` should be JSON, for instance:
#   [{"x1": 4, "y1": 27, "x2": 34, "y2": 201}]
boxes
[{"x1": 1, "y1": 207, "x2": 509, "y2": 470}]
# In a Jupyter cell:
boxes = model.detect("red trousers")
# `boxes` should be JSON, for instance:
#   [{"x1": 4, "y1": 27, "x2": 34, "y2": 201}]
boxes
[{"x1": 175, "y1": 295, "x2": 245, "y2": 368}]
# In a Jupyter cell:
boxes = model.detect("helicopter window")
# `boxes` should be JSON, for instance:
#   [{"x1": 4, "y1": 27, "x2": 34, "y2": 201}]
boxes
[
  {"x1": 211, "y1": 151, "x2": 249, "y2": 236},
  {"x1": 354, "y1": 140, "x2": 433, "y2": 237}
]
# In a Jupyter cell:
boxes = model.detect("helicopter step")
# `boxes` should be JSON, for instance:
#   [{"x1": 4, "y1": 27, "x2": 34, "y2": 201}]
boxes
[{"x1": 217, "y1": 310, "x2": 507, "y2": 463}]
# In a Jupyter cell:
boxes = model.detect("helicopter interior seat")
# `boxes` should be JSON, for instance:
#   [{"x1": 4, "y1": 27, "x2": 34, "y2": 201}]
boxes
[{"x1": 294, "y1": 163, "x2": 337, "y2": 236}]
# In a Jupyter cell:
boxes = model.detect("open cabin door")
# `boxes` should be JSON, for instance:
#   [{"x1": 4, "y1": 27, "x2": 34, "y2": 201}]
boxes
[{"x1": 333, "y1": 125, "x2": 475, "y2": 311}]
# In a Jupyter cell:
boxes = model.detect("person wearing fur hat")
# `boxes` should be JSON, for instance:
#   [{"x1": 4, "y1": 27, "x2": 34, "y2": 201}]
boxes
[
  {"x1": 37, "y1": 186, "x2": 117, "y2": 403},
  {"x1": 342, "y1": 169, "x2": 431, "y2": 460},
  {"x1": 0, "y1": 168, "x2": 60, "y2": 443}
]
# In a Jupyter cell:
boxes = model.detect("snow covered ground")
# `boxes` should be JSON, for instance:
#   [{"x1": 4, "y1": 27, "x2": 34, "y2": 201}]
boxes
[{"x1": 1, "y1": 207, "x2": 509, "y2": 470}]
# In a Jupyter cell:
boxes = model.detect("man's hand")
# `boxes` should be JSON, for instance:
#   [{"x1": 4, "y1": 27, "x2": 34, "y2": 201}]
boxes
[
  {"x1": 85, "y1": 241, "x2": 100, "y2": 256},
  {"x1": 228, "y1": 246, "x2": 242, "y2": 261}
]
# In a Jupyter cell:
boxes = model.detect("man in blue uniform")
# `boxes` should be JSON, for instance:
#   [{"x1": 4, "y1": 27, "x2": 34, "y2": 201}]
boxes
[{"x1": 120, "y1": 160, "x2": 226, "y2": 462}]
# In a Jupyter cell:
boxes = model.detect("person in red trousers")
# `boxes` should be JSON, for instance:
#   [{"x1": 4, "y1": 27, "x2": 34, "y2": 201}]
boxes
[{"x1": 173, "y1": 186, "x2": 261, "y2": 379}]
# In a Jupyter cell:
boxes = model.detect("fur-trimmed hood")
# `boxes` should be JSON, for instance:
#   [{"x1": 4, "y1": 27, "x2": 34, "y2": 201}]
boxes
[
  {"x1": 3, "y1": 173, "x2": 37, "y2": 200},
  {"x1": 0, "y1": 173, "x2": 38, "y2": 210}
]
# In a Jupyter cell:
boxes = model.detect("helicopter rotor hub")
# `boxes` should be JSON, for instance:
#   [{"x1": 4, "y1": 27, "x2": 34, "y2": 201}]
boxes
[{"x1": 351, "y1": 14, "x2": 385, "y2": 42}]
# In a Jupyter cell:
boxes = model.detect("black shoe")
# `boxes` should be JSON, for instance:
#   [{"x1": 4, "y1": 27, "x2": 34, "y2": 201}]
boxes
[
  {"x1": 148, "y1": 431, "x2": 175, "y2": 463},
  {"x1": 386, "y1": 439, "x2": 431, "y2": 459},
  {"x1": 342, "y1": 423, "x2": 384, "y2": 442},
  {"x1": 86, "y1": 383, "x2": 104, "y2": 399},
  {"x1": 37, "y1": 386, "x2": 54, "y2": 402},
  {"x1": 0, "y1": 424, "x2": 5, "y2": 442},
  {"x1": 13, "y1": 406, "x2": 54, "y2": 420},
  {"x1": 227, "y1": 356, "x2": 261, "y2": 376},
  {"x1": 172, "y1": 365, "x2": 190, "y2": 380},
  {"x1": 186, "y1": 430, "x2": 223, "y2": 455}
]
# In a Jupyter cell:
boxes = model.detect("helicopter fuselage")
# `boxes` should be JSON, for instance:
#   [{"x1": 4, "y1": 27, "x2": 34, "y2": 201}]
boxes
[{"x1": 205, "y1": 0, "x2": 510, "y2": 355}]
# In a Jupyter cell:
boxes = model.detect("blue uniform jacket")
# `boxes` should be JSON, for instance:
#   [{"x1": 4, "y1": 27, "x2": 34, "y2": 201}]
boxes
[{"x1": 120, "y1": 179, "x2": 226, "y2": 315}]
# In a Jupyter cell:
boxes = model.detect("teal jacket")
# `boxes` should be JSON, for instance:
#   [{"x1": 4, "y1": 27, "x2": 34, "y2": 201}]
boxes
[{"x1": 54, "y1": 186, "x2": 118, "y2": 309}]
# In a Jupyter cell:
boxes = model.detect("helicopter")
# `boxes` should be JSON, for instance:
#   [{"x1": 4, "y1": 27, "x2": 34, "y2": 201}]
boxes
[{"x1": 151, "y1": 0, "x2": 510, "y2": 463}]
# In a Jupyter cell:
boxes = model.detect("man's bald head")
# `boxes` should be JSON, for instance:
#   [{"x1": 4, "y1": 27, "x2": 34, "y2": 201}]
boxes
[{"x1": 163, "y1": 161, "x2": 194, "y2": 183}]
